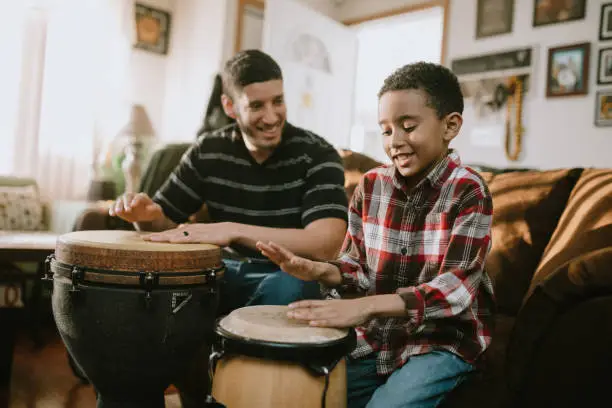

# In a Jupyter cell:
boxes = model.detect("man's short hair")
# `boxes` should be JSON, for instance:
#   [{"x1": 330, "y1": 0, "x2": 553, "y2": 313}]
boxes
[
  {"x1": 222, "y1": 49, "x2": 283, "y2": 97},
  {"x1": 378, "y1": 62, "x2": 464, "y2": 117}
]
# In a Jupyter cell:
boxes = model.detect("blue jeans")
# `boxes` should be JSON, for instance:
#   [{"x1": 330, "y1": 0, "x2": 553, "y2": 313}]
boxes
[
  {"x1": 218, "y1": 258, "x2": 321, "y2": 315},
  {"x1": 347, "y1": 350, "x2": 475, "y2": 408}
]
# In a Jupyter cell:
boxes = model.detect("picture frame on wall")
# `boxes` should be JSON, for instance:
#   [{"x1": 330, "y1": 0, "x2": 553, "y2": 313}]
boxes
[
  {"x1": 533, "y1": 0, "x2": 586, "y2": 27},
  {"x1": 546, "y1": 42, "x2": 590, "y2": 98},
  {"x1": 600, "y1": 3, "x2": 612, "y2": 41},
  {"x1": 475, "y1": 0, "x2": 514, "y2": 39},
  {"x1": 598, "y1": 47, "x2": 612, "y2": 85},
  {"x1": 594, "y1": 90, "x2": 612, "y2": 127},
  {"x1": 134, "y1": 3, "x2": 172, "y2": 55}
]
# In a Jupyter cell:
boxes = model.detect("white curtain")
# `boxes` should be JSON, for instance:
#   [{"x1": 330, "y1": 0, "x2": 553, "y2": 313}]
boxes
[{"x1": 0, "y1": 0, "x2": 133, "y2": 200}]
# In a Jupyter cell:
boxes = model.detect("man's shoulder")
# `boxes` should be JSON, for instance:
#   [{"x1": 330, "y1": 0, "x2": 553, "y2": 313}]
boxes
[
  {"x1": 284, "y1": 123, "x2": 338, "y2": 155},
  {"x1": 197, "y1": 124, "x2": 236, "y2": 146}
]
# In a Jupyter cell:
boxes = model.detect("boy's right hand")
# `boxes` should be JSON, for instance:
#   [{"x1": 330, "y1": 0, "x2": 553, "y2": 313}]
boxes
[
  {"x1": 108, "y1": 192, "x2": 164, "y2": 223},
  {"x1": 256, "y1": 241, "x2": 341, "y2": 285}
]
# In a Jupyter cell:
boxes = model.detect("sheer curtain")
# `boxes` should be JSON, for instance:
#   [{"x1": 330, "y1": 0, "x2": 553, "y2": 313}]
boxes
[{"x1": 0, "y1": 0, "x2": 132, "y2": 200}]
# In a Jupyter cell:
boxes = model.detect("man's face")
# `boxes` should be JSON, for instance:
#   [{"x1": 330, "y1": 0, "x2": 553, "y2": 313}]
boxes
[
  {"x1": 378, "y1": 89, "x2": 459, "y2": 184},
  {"x1": 223, "y1": 79, "x2": 286, "y2": 154}
]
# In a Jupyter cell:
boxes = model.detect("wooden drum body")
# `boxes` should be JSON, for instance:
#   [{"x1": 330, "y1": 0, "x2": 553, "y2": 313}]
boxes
[
  {"x1": 45, "y1": 230, "x2": 224, "y2": 408},
  {"x1": 210, "y1": 305, "x2": 355, "y2": 408}
]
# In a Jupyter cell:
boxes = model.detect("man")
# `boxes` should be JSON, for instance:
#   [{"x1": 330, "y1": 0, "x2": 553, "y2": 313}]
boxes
[{"x1": 109, "y1": 49, "x2": 348, "y2": 405}]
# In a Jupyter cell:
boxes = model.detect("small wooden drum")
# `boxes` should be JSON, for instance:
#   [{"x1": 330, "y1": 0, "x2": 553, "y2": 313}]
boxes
[
  {"x1": 44, "y1": 230, "x2": 224, "y2": 408},
  {"x1": 210, "y1": 305, "x2": 355, "y2": 408}
]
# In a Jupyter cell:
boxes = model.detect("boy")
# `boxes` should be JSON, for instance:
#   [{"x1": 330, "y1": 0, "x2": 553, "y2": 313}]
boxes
[{"x1": 257, "y1": 62, "x2": 495, "y2": 408}]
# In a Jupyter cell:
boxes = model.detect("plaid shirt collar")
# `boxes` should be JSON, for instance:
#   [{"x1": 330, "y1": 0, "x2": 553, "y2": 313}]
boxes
[{"x1": 391, "y1": 149, "x2": 461, "y2": 201}]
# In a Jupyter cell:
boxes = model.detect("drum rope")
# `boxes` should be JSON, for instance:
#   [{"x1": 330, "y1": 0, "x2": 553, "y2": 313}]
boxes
[{"x1": 320, "y1": 366, "x2": 330, "y2": 408}]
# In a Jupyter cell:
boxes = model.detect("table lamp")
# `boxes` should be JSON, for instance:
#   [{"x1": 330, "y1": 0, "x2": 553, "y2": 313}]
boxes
[{"x1": 120, "y1": 104, "x2": 154, "y2": 194}]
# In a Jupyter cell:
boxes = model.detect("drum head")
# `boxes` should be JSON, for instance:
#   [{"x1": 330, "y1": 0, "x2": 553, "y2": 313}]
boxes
[
  {"x1": 218, "y1": 305, "x2": 348, "y2": 344},
  {"x1": 55, "y1": 230, "x2": 222, "y2": 273}
]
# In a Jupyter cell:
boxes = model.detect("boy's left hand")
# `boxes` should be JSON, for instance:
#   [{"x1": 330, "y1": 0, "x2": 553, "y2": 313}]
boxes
[{"x1": 287, "y1": 298, "x2": 372, "y2": 328}]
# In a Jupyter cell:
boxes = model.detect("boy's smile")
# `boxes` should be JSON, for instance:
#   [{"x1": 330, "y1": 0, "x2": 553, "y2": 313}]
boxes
[{"x1": 378, "y1": 89, "x2": 461, "y2": 187}]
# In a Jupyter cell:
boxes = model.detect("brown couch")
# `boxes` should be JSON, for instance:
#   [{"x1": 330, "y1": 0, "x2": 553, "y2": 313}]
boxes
[{"x1": 73, "y1": 149, "x2": 612, "y2": 408}]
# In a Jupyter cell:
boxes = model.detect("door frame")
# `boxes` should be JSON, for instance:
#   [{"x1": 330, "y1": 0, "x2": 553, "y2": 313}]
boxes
[
  {"x1": 342, "y1": 0, "x2": 450, "y2": 65},
  {"x1": 234, "y1": 0, "x2": 265, "y2": 53}
]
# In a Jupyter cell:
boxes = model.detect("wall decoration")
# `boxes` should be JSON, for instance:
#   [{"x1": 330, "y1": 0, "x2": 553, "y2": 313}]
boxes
[
  {"x1": 452, "y1": 48, "x2": 533, "y2": 161},
  {"x1": 134, "y1": 3, "x2": 172, "y2": 55},
  {"x1": 600, "y1": 3, "x2": 612, "y2": 41},
  {"x1": 597, "y1": 47, "x2": 612, "y2": 85},
  {"x1": 546, "y1": 42, "x2": 590, "y2": 98},
  {"x1": 533, "y1": 0, "x2": 586, "y2": 27},
  {"x1": 476, "y1": 0, "x2": 514, "y2": 38},
  {"x1": 594, "y1": 90, "x2": 612, "y2": 126}
]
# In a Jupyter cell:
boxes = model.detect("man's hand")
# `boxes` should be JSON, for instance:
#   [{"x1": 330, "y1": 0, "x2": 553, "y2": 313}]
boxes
[
  {"x1": 287, "y1": 298, "x2": 373, "y2": 328},
  {"x1": 109, "y1": 193, "x2": 164, "y2": 223},
  {"x1": 256, "y1": 241, "x2": 340, "y2": 284},
  {"x1": 142, "y1": 222, "x2": 235, "y2": 247}
]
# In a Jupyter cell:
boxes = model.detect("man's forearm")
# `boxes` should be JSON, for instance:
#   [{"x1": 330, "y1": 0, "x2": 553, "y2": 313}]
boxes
[{"x1": 231, "y1": 219, "x2": 346, "y2": 260}]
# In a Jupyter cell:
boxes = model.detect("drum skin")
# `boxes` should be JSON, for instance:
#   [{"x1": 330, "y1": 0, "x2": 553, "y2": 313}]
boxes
[
  {"x1": 211, "y1": 306, "x2": 354, "y2": 408},
  {"x1": 49, "y1": 230, "x2": 223, "y2": 408}
]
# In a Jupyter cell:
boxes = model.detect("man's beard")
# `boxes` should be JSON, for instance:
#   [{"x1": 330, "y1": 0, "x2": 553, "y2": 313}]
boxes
[{"x1": 235, "y1": 115, "x2": 283, "y2": 151}]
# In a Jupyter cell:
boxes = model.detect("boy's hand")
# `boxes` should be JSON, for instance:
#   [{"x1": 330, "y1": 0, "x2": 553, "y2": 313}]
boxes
[
  {"x1": 287, "y1": 299, "x2": 373, "y2": 328},
  {"x1": 256, "y1": 241, "x2": 327, "y2": 281}
]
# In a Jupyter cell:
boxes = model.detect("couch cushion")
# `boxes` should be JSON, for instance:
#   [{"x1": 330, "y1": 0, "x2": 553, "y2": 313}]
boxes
[
  {"x1": 484, "y1": 168, "x2": 582, "y2": 315},
  {"x1": 0, "y1": 185, "x2": 44, "y2": 231},
  {"x1": 526, "y1": 169, "x2": 612, "y2": 300}
]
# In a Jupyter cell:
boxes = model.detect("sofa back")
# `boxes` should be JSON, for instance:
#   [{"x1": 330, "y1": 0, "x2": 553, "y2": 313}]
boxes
[
  {"x1": 481, "y1": 168, "x2": 583, "y2": 315},
  {"x1": 526, "y1": 168, "x2": 612, "y2": 302}
]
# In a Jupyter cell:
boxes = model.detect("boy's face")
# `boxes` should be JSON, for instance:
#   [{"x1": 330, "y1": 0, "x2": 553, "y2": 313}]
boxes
[{"x1": 378, "y1": 89, "x2": 461, "y2": 182}]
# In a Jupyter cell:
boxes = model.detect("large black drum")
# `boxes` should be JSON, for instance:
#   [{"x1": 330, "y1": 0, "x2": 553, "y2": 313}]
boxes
[{"x1": 44, "y1": 230, "x2": 223, "y2": 408}]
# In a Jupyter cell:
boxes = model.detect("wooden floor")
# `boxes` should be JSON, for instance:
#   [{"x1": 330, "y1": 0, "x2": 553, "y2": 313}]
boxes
[{"x1": 6, "y1": 323, "x2": 181, "y2": 408}]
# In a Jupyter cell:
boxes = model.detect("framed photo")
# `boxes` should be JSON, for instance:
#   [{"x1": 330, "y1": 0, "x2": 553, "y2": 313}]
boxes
[
  {"x1": 594, "y1": 90, "x2": 612, "y2": 127},
  {"x1": 546, "y1": 42, "x2": 590, "y2": 98},
  {"x1": 597, "y1": 47, "x2": 612, "y2": 85},
  {"x1": 600, "y1": 3, "x2": 612, "y2": 41},
  {"x1": 134, "y1": 3, "x2": 172, "y2": 55},
  {"x1": 476, "y1": 0, "x2": 514, "y2": 39},
  {"x1": 533, "y1": 0, "x2": 586, "y2": 27}
]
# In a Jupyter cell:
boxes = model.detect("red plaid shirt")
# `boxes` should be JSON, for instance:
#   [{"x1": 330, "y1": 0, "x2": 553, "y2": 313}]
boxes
[{"x1": 325, "y1": 150, "x2": 495, "y2": 375}]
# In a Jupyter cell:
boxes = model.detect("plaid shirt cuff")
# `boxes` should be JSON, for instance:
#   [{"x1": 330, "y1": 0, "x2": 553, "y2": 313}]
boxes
[{"x1": 397, "y1": 287, "x2": 425, "y2": 329}]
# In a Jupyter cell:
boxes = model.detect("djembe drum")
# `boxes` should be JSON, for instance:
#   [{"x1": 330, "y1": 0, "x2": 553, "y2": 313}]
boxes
[
  {"x1": 43, "y1": 230, "x2": 224, "y2": 408},
  {"x1": 209, "y1": 305, "x2": 355, "y2": 408}
]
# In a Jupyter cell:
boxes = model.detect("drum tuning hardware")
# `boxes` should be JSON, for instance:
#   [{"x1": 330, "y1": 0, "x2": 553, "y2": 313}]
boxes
[
  {"x1": 69, "y1": 266, "x2": 83, "y2": 294},
  {"x1": 41, "y1": 254, "x2": 55, "y2": 284},
  {"x1": 139, "y1": 271, "x2": 159, "y2": 308}
]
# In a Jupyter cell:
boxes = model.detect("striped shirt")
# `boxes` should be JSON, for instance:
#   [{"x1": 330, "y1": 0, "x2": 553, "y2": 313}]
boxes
[
  {"x1": 153, "y1": 123, "x2": 348, "y2": 256},
  {"x1": 325, "y1": 150, "x2": 495, "y2": 375}
]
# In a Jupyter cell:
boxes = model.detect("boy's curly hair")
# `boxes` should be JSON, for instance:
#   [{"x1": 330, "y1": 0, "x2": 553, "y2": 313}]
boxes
[{"x1": 378, "y1": 62, "x2": 464, "y2": 118}]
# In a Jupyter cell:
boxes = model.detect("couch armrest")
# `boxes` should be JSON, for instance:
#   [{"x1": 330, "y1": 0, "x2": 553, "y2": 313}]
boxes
[{"x1": 505, "y1": 247, "x2": 612, "y2": 406}]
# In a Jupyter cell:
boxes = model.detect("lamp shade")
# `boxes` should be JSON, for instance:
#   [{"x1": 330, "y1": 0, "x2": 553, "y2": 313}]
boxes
[{"x1": 122, "y1": 104, "x2": 154, "y2": 137}]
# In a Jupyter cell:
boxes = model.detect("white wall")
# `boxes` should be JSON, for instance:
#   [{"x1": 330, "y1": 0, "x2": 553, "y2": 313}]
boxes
[
  {"x1": 447, "y1": 0, "x2": 611, "y2": 169},
  {"x1": 336, "y1": 0, "x2": 612, "y2": 169},
  {"x1": 160, "y1": 0, "x2": 228, "y2": 142},
  {"x1": 130, "y1": 0, "x2": 175, "y2": 141}
]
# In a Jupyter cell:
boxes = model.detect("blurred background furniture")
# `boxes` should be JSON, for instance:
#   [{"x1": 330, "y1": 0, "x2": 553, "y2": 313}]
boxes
[{"x1": 0, "y1": 175, "x2": 89, "y2": 405}]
